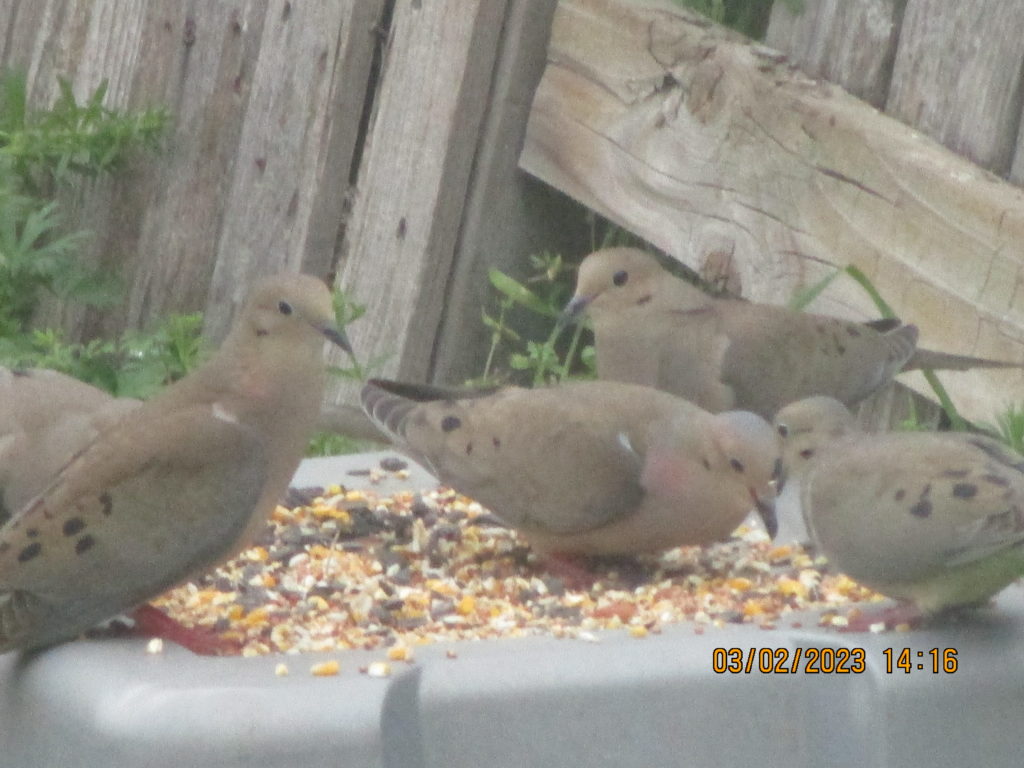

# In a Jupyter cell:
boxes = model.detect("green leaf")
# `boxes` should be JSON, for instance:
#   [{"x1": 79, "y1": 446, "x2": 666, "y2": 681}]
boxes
[
  {"x1": 488, "y1": 269, "x2": 557, "y2": 318},
  {"x1": 788, "y1": 268, "x2": 840, "y2": 311}
]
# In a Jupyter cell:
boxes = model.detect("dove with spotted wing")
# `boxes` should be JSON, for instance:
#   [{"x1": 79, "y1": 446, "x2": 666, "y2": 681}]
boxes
[
  {"x1": 775, "y1": 396, "x2": 1024, "y2": 625},
  {"x1": 563, "y1": 248, "x2": 1017, "y2": 419},
  {"x1": 361, "y1": 378, "x2": 780, "y2": 555},
  {"x1": 0, "y1": 368, "x2": 140, "y2": 523},
  {"x1": 0, "y1": 273, "x2": 351, "y2": 653}
]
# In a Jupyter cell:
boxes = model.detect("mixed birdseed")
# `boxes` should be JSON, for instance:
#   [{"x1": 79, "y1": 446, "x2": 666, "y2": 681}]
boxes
[{"x1": 153, "y1": 458, "x2": 887, "y2": 658}]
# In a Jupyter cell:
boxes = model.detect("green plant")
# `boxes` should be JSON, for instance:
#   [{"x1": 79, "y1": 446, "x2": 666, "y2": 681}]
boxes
[
  {"x1": 0, "y1": 73, "x2": 166, "y2": 193},
  {"x1": 326, "y1": 286, "x2": 387, "y2": 383},
  {"x1": 985, "y1": 403, "x2": 1024, "y2": 455},
  {"x1": 478, "y1": 251, "x2": 594, "y2": 387},
  {"x1": 0, "y1": 71, "x2": 168, "y2": 339},
  {"x1": 0, "y1": 312, "x2": 206, "y2": 399},
  {"x1": 672, "y1": 0, "x2": 804, "y2": 40},
  {"x1": 306, "y1": 430, "x2": 378, "y2": 458}
]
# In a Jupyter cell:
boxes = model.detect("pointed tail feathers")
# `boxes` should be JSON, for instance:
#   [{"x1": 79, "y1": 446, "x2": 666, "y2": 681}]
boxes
[{"x1": 905, "y1": 349, "x2": 1021, "y2": 372}]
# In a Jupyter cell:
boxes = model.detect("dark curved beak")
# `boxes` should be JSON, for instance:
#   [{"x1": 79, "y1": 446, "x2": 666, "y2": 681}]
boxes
[
  {"x1": 752, "y1": 491, "x2": 778, "y2": 540},
  {"x1": 556, "y1": 294, "x2": 592, "y2": 334},
  {"x1": 318, "y1": 323, "x2": 354, "y2": 357}
]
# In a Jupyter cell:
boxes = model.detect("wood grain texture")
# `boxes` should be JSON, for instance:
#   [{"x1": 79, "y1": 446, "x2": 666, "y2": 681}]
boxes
[
  {"x1": 520, "y1": 0, "x2": 1024, "y2": 422},
  {"x1": 429, "y1": 0, "x2": 589, "y2": 387},
  {"x1": 327, "y1": 0, "x2": 510, "y2": 405},
  {"x1": 0, "y1": 0, "x2": 378, "y2": 342},
  {"x1": 764, "y1": 0, "x2": 902, "y2": 108},
  {"x1": 886, "y1": 0, "x2": 1024, "y2": 176}
]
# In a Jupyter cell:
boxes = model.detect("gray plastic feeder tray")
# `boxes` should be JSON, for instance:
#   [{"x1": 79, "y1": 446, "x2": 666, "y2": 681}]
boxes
[{"x1": 1, "y1": 452, "x2": 1022, "y2": 768}]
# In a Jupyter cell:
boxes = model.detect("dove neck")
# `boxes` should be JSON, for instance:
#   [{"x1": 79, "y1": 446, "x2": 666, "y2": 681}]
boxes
[{"x1": 158, "y1": 326, "x2": 326, "y2": 434}]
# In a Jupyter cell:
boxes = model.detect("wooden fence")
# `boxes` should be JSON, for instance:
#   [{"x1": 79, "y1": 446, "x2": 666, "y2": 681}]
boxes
[{"x1": 2, "y1": 0, "x2": 1024, "y2": 422}]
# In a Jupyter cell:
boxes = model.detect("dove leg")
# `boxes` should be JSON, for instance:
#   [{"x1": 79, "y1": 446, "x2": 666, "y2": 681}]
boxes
[{"x1": 91, "y1": 604, "x2": 240, "y2": 656}]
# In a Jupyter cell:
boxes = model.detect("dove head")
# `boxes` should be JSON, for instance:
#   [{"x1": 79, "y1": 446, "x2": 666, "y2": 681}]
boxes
[
  {"x1": 702, "y1": 410, "x2": 783, "y2": 538},
  {"x1": 237, "y1": 273, "x2": 352, "y2": 357},
  {"x1": 560, "y1": 247, "x2": 706, "y2": 329},
  {"x1": 773, "y1": 396, "x2": 857, "y2": 480}
]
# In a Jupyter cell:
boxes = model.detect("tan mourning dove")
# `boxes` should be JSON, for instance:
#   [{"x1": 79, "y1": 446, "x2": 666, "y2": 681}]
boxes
[
  {"x1": 361, "y1": 378, "x2": 781, "y2": 555},
  {"x1": 775, "y1": 396, "x2": 1024, "y2": 625},
  {"x1": 562, "y1": 247, "x2": 1017, "y2": 419},
  {"x1": 0, "y1": 368, "x2": 140, "y2": 522},
  {"x1": 0, "y1": 274, "x2": 351, "y2": 653}
]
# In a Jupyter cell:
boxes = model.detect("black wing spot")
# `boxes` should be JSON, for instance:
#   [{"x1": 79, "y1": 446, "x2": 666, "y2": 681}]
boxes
[
  {"x1": 729, "y1": 458, "x2": 745, "y2": 473},
  {"x1": 894, "y1": 489, "x2": 906, "y2": 501},
  {"x1": 63, "y1": 517, "x2": 86, "y2": 537},
  {"x1": 982, "y1": 473, "x2": 1010, "y2": 488},
  {"x1": 100, "y1": 493, "x2": 114, "y2": 516},
  {"x1": 75, "y1": 535, "x2": 96, "y2": 555},
  {"x1": 465, "y1": 442, "x2": 473, "y2": 455},
  {"x1": 492, "y1": 436, "x2": 501, "y2": 449},
  {"x1": 18, "y1": 542, "x2": 42, "y2": 563},
  {"x1": 26, "y1": 528, "x2": 38, "y2": 539},
  {"x1": 909, "y1": 500, "x2": 932, "y2": 518},
  {"x1": 952, "y1": 483, "x2": 978, "y2": 500}
]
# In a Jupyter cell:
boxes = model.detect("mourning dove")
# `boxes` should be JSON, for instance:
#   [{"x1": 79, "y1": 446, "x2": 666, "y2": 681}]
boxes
[
  {"x1": 563, "y1": 248, "x2": 1018, "y2": 418},
  {"x1": 361, "y1": 378, "x2": 781, "y2": 555},
  {"x1": 0, "y1": 273, "x2": 351, "y2": 653},
  {"x1": 775, "y1": 396, "x2": 1024, "y2": 623},
  {"x1": 0, "y1": 368, "x2": 140, "y2": 523}
]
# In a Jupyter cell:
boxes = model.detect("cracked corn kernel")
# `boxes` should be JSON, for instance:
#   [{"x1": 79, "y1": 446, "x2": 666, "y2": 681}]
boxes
[
  {"x1": 367, "y1": 662, "x2": 391, "y2": 678},
  {"x1": 310, "y1": 660, "x2": 340, "y2": 676},
  {"x1": 387, "y1": 645, "x2": 412, "y2": 662},
  {"x1": 275, "y1": 663, "x2": 289, "y2": 676}
]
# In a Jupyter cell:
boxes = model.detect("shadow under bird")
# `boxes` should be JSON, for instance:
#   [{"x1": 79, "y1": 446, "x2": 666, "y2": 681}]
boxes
[{"x1": 0, "y1": 273, "x2": 353, "y2": 654}]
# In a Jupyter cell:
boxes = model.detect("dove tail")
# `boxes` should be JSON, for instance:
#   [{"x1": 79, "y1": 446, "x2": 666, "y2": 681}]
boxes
[
  {"x1": 904, "y1": 349, "x2": 1021, "y2": 372},
  {"x1": 359, "y1": 379, "x2": 421, "y2": 443}
]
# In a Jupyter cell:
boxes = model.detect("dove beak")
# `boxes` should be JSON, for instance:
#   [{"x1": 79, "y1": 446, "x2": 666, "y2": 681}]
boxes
[
  {"x1": 556, "y1": 294, "x2": 593, "y2": 333},
  {"x1": 317, "y1": 322, "x2": 354, "y2": 356},
  {"x1": 751, "y1": 490, "x2": 778, "y2": 540}
]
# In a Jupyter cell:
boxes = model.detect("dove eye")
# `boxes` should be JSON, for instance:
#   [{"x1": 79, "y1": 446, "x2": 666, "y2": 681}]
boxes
[
  {"x1": 612, "y1": 270, "x2": 629, "y2": 286},
  {"x1": 776, "y1": 424, "x2": 789, "y2": 438},
  {"x1": 729, "y1": 458, "x2": 745, "y2": 473},
  {"x1": 278, "y1": 301, "x2": 293, "y2": 316}
]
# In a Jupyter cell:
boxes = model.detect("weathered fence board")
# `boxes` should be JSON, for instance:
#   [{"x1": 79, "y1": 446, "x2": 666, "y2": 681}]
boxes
[
  {"x1": 764, "y1": 0, "x2": 900, "y2": 109},
  {"x1": 521, "y1": 0, "x2": 1024, "y2": 422},
  {"x1": 429, "y1": 0, "x2": 586, "y2": 387},
  {"x1": 327, "y1": 0, "x2": 513, "y2": 403},
  {"x1": 0, "y1": 0, "x2": 382, "y2": 341},
  {"x1": 885, "y1": 0, "x2": 1024, "y2": 178}
]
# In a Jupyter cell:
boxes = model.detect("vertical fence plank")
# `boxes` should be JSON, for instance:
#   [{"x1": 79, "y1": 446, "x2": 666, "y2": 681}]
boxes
[
  {"x1": 886, "y1": 0, "x2": 1024, "y2": 176},
  {"x1": 328, "y1": 0, "x2": 511, "y2": 403},
  {"x1": 429, "y1": 0, "x2": 589, "y2": 387},
  {"x1": 764, "y1": 0, "x2": 902, "y2": 108}
]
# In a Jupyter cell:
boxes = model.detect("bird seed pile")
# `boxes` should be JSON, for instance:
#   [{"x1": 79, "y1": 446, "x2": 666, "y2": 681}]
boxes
[{"x1": 154, "y1": 458, "x2": 885, "y2": 658}]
